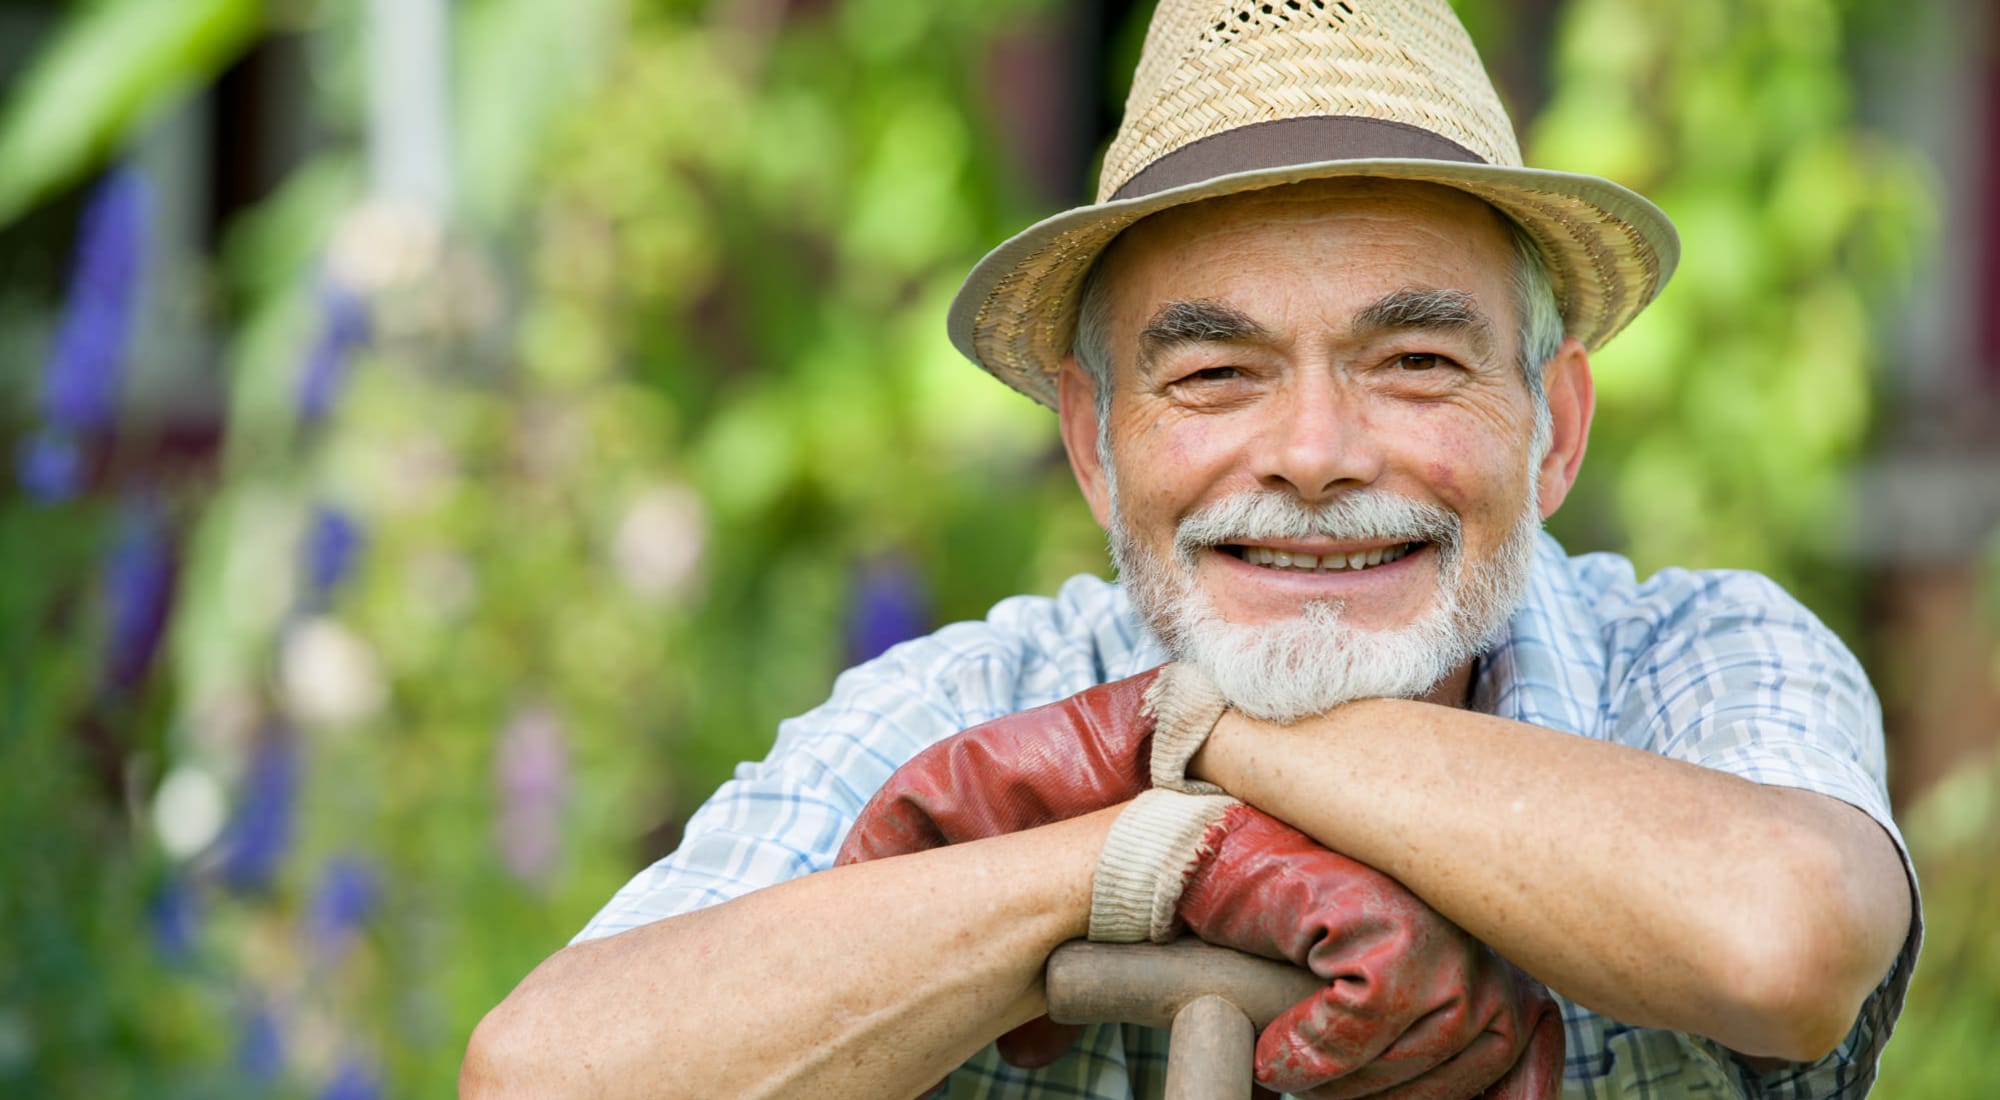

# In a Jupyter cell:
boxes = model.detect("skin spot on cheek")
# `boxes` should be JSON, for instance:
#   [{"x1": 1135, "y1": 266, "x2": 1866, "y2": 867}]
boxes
[{"x1": 1425, "y1": 457, "x2": 1466, "y2": 499}]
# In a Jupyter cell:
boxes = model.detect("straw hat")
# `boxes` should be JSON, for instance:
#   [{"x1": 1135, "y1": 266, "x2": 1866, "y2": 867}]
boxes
[{"x1": 948, "y1": 0, "x2": 1679, "y2": 408}]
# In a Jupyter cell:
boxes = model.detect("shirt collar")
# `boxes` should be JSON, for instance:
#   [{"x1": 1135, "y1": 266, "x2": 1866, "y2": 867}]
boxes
[{"x1": 1471, "y1": 532, "x2": 1609, "y2": 738}]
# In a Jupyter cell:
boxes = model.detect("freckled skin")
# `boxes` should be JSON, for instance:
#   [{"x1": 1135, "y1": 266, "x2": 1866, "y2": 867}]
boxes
[{"x1": 1066, "y1": 179, "x2": 1564, "y2": 636}]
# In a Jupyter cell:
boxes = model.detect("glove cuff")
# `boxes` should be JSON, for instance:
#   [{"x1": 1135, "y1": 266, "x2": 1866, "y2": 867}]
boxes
[
  {"x1": 1145, "y1": 663, "x2": 1230, "y2": 795},
  {"x1": 1089, "y1": 789, "x2": 1238, "y2": 944}
]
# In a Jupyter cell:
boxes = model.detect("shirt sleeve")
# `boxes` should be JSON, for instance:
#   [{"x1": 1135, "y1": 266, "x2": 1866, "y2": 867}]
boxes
[
  {"x1": 569, "y1": 638, "x2": 1013, "y2": 943},
  {"x1": 1607, "y1": 569, "x2": 1922, "y2": 1098},
  {"x1": 570, "y1": 577, "x2": 1137, "y2": 945}
]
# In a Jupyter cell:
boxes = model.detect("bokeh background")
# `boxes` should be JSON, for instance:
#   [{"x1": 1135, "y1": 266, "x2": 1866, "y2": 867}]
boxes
[{"x1": 2, "y1": 0, "x2": 1996, "y2": 1095}]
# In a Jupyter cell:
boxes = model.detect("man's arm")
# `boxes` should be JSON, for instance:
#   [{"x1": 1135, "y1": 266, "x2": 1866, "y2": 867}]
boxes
[
  {"x1": 1191, "y1": 700, "x2": 1912, "y2": 1062},
  {"x1": 460, "y1": 808, "x2": 1116, "y2": 1100}
]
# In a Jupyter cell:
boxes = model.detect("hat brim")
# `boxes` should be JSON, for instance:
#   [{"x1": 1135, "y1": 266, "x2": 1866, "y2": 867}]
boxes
[{"x1": 948, "y1": 158, "x2": 1680, "y2": 409}]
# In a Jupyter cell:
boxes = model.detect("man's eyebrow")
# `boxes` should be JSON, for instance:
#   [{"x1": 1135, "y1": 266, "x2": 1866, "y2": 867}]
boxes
[
  {"x1": 1349, "y1": 287, "x2": 1497, "y2": 360},
  {"x1": 1137, "y1": 299, "x2": 1271, "y2": 367}
]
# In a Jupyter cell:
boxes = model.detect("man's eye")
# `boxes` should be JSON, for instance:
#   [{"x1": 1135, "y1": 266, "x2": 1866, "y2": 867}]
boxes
[
  {"x1": 1398, "y1": 354, "x2": 1443, "y2": 371},
  {"x1": 1185, "y1": 366, "x2": 1242, "y2": 382}
]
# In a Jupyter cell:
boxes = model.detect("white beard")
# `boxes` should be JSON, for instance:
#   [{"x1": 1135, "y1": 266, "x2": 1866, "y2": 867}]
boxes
[{"x1": 1108, "y1": 478, "x2": 1542, "y2": 723}]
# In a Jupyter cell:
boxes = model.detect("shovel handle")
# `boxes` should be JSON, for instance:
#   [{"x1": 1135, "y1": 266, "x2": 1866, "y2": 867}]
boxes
[{"x1": 1045, "y1": 939, "x2": 1322, "y2": 1100}]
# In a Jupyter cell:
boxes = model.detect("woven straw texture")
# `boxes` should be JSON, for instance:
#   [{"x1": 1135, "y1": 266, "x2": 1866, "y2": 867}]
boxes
[
  {"x1": 948, "y1": 0, "x2": 1679, "y2": 409},
  {"x1": 1102, "y1": 0, "x2": 1520, "y2": 199}
]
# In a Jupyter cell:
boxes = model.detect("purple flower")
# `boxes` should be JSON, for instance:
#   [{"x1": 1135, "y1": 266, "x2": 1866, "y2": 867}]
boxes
[
  {"x1": 303, "y1": 505, "x2": 365, "y2": 600},
  {"x1": 236, "y1": 997, "x2": 283, "y2": 1083},
  {"x1": 296, "y1": 279, "x2": 371, "y2": 424},
  {"x1": 41, "y1": 167, "x2": 149, "y2": 433},
  {"x1": 146, "y1": 874, "x2": 200, "y2": 962},
  {"x1": 320, "y1": 1056, "x2": 379, "y2": 1100},
  {"x1": 495, "y1": 708, "x2": 569, "y2": 885},
  {"x1": 101, "y1": 493, "x2": 175, "y2": 693},
  {"x1": 218, "y1": 732, "x2": 298, "y2": 894},
  {"x1": 308, "y1": 855, "x2": 377, "y2": 955},
  {"x1": 15, "y1": 427, "x2": 85, "y2": 502},
  {"x1": 845, "y1": 554, "x2": 930, "y2": 665}
]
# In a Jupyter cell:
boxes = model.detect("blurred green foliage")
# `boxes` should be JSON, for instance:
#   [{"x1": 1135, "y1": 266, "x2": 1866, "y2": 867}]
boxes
[
  {"x1": 1530, "y1": 0, "x2": 1932, "y2": 625},
  {"x1": 0, "y1": 0, "x2": 261, "y2": 226},
  {"x1": 0, "y1": 504, "x2": 216, "y2": 1098},
  {"x1": 0, "y1": 0, "x2": 1988, "y2": 1096},
  {"x1": 1875, "y1": 748, "x2": 2000, "y2": 1098},
  {"x1": 13, "y1": 0, "x2": 1107, "y2": 1094}
]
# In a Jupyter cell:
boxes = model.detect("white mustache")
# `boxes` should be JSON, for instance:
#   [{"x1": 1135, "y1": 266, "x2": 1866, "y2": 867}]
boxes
[{"x1": 1172, "y1": 491, "x2": 1460, "y2": 567}]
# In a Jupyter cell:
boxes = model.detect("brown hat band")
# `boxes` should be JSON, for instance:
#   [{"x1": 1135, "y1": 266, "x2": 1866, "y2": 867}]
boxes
[{"x1": 1110, "y1": 116, "x2": 1487, "y2": 202}]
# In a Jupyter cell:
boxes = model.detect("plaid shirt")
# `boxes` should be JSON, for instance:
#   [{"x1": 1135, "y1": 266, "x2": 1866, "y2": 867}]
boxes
[{"x1": 579, "y1": 533, "x2": 1920, "y2": 1098}]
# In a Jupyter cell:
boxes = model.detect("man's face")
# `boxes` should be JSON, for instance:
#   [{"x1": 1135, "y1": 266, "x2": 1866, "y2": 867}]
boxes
[{"x1": 1059, "y1": 180, "x2": 1584, "y2": 719}]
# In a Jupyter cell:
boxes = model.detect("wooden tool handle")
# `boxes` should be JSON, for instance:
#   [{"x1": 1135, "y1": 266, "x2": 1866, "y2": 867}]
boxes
[
  {"x1": 1045, "y1": 938, "x2": 1323, "y2": 1100},
  {"x1": 1045, "y1": 937, "x2": 1322, "y2": 1029}
]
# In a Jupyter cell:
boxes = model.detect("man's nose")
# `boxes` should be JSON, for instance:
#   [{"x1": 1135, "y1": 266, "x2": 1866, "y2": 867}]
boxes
[{"x1": 1251, "y1": 371, "x2": 1384, "y2": 502}]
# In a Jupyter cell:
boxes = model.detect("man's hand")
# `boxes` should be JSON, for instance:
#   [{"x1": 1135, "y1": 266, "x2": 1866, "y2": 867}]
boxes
[
  {"x1": 838, "y1": 667, "x2": 1165, "y2": 864},
  {"x1": 839, "y1": 664, "x2": 1564, "y2": 1097},
  {"x1": 1091, "y1": 790, "x2": 1564, "y2": 1099},
  {"x1": 1191, "y1": 702, "x2": 1911, "y2": 1063},
  {"x1": 837, "y1": 667, "x2": 1170, "y2": 1067},
  {"x1": 1185, "y1": 805, "x2": 1564, "y2": 1098}
]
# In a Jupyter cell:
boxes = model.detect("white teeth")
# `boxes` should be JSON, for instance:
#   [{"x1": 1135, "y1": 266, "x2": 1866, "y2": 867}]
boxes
[{"x1": 1237, "y1": 542, "x2": 1416, "y2": 572}]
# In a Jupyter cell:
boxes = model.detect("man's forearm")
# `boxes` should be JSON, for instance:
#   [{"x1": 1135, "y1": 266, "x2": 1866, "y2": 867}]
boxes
[
  {"x1": 460, "y1": 808, "x2": 1117, "y2": 1099},
  {"x1": 1192, "y1": 700, "x2": 1911, "y2": 1061}
]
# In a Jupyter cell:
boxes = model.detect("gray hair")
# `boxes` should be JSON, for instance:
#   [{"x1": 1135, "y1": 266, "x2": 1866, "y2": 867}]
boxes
[{"x1": 1072, "y1": 216, "x2": 1564, "y2": 461}]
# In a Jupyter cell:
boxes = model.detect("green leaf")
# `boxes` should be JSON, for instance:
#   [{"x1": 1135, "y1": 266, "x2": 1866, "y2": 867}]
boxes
[{"x1": 0, "y1": 0, "x2": 262, "y2": 227}]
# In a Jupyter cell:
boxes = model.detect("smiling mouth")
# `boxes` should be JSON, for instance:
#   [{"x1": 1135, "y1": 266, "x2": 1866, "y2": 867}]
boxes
[{"x1": 1220, "y1": 541, "x2": 1423, "y2": 573}]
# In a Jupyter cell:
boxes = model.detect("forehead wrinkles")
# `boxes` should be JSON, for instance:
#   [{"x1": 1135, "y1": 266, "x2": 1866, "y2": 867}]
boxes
[
  {"x1": 1096, "y1": 184, "x2": 1516, "y2": 350},
  {"x1": 1120, "y1": 179, "x2": 1509, "y2": 259}
]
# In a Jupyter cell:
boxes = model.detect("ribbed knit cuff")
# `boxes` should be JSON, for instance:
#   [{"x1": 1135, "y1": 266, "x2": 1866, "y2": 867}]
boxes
[
  {"x1": 1144, "y1": 663, "x2": 1230, "y2": 795},
  {"x1": 1088, "y1": 789, "x2": 1238, "y2": 944}
]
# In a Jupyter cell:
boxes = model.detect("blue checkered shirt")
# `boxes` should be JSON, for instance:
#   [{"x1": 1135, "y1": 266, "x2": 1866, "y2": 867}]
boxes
[{"x1": 579, "y1": 533, "x2": 1920, "y2": 1098}]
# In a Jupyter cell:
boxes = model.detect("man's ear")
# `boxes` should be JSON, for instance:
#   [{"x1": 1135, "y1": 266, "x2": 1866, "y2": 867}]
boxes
[
  {"x1": 1535, "y1": 336, "x2": 1595, "y2": 519},
  {"x1": 1056, "y1": 357, "x2": 1114, "y2": 530}
]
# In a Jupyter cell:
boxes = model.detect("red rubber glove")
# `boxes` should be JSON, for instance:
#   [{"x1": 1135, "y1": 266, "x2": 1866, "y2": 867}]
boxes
[
  {"x1": 1178, "y1": 805, "x2": 1565, "y2": 1099},
  {"x1": 835, "y1": 667, "x2": 1168, "y2": 1067}
]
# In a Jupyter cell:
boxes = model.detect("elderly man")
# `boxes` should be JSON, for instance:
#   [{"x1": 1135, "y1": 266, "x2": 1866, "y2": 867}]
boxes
[{"x1": 463, "y1": 2, "x2": 1918, "y2": 1097}]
